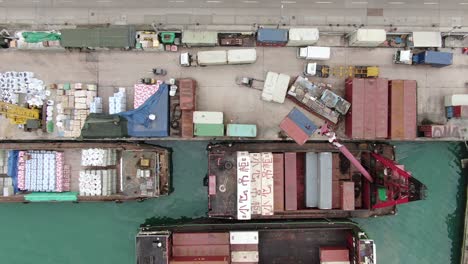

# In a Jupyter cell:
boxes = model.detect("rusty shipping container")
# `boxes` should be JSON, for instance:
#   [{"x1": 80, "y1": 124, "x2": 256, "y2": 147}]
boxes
[
  {"x1": 345, "y1": 78, "x2": 365, "y2": 139},
  {"x1": 340, "y1": 181, "x2": 355, "y2": 211},
  {"x1": 284, "y1": 152, "x2": 306, "y2": 210},
  {"x1": 403, "y1": 80, "x2": 417, "y2": 139},
  {"x1": 181, "y1": 110, "x2": 194, "y2": 138},
  {"x1": 172, "y1": 245, "x2": 230, "y2": 257},
  {"x1": 179, "y1": 78, "x2": 196, "y2": 110},
  {"x1": 364, "y1": 79, "x2": 376, "y2": 139},
  {"x1": 375, "y1": 78, "x2": 389, "y2": 138},
  {"x1": 172, "y1": 233, "x2": 229, "y2": 245},
  {"x1": 389, "y1": 80, "x2": 417, "y2": 139},
  {"x1": 273, "y1": 153, "x2": 285, "y2": 212}
]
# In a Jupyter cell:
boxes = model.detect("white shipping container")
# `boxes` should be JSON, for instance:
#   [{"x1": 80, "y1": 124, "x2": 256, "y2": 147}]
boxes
[
  {"x1": 249, "y1": 153, "x2": 263, "y2": 215},
  {"x1": 230, "y1": 231, "x2": 259, "y2": 244},
  {"x1": 272, "y1": 73, "x2": 291, "y2": 104},
  {"x1": 261, "y1": 72, "x2": 278, "y2": 102},
  {"x1": 237, "y1": 152, "x2": 252, "y2": 220},
  {"x1": 193, "y1": 111, "x2": 224, "y2": 124},
  {"x1": 318, "y1": 152, "x2": 332, "y2": 209},
  {"x1": 287, "y1": 28, "x2": 319, "y2": 46},
  {"x1": 348, "y1": 29, "x2": 386, "y2": 47},
  {"x1": 261, "y1": 152, "x2": 274, "y2": 216},
  {"x1": 297, "y1": 46, "x2": 330, "y2": 60},
  {"x1": 227, "y1": 49, "x2": 257, "y2": 64},
  {"x1": 444, "y1": 94, "x2": 468, "y2": 106},
  {"x1": 305, "y1": 152, "x2": 318, "y2": 208},
  {"x1": 412, "y1": 32, "x2": 442, "y2": 48},
  {"x1": 197, "y1": 50, "x2": 227, "y2": 66},
  {"x1": 231, "y1": 251, "x2": 259, "y2": 262}
]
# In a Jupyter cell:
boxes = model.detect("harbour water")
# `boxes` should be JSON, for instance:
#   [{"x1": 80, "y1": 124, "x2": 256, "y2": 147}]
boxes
[{"x1": 0, "y1": 141, "x2": 465, "y2": 264}]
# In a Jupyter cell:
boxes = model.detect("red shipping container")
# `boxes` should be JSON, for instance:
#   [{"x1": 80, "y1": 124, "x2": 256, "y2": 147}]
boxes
[
  {"x1": 181, "y1": 110, "x2": 194, "y2": 138},
  {"x1": 453, "y1": 105, "x2": 462, "y2": 117},
  {"x1": 273, "y1": 153, "x2": 285, "y2": 212},
  {"x1": 332, "y1": 180, "x2": 341, "y2": 209},
  {"x1": 279, "y1": 117, "x2": 309, "y2": 145},
  {"x1": 172, "y1": 245, "x2": 230, "y2": 257},
  {"x1": 364, "y1": 79, "x2": 376, "y2": 139},
  {"x1": 171, "y1": 256, "x2": 229, "y2": 261},
  {"x1": 170, "y1": 260, "x2": 228, "y2": 264},
  {"x1": 340, "y1": 181, "x2": 355, "y2": 210},
  {"x1": 375, "y1": 78, "x2": 389, "y2": 138},
  {"x1": 320, "y1": 247, "x2": 350, "y2": 262},
  {"x1": 285, "y1": 152, "x2": 298, "y2": 210},
  {"x1": 296, "y1": 153, "x2": 306, "y2": 210},
  {"x1": 389, "y1": 80, "x2": 405, "y2": 139},
  {"x1": 403, "y1": 80, "x2": 417, "y2": 139},
  {"x1": 172, "y1": 233, "x2": 229, "y2": 246},
  {"x1": 345, "y1": 78, "x2": 365, "y2": 139},
  {"x1": 209, "y1": 175, "x2": 216, "y2": 195},
  {"x1": 179, "y1": 78, "x2": 196, "y2": 110},
  {"x1": 230, "y1": 244, "x2": 259, "y2": 251}
]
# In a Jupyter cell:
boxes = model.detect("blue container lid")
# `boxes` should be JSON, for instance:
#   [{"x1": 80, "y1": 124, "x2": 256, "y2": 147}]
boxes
[
  {"x1": 287, "y1": 107, "x2": 317, "y2": 136},
  {"x1": 257, "y1": 28, "x2": 288, "y2": 43}
]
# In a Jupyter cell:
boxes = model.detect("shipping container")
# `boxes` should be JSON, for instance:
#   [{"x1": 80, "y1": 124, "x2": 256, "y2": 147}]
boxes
[
  {"x1": 172, "y1": 245, "x2": 230, "y2": 256},
  {"x1": 227, "y1": 49, "x2": 257, "y2": 64},
  {"x1": 230, "y1": 231, "x2": 259, "y2": 244},
  {"x1": 446, "y1": 106, "x2": 454, "y2": 118},
  {"x1": 230, "y1": 244, "x2": 259, "y2": 251},
  {"x1": 375, "y1": 78, "x2": 389, "y2": 138},
  {"x1": 297, "y1": 46, "x2": 331, "y2": 60},
  {"x1": 332, "y1": 181, "x2": 341, "y2": 209},
  {"x1": 182, "y1": 31, "x2": 218, "y2": 47},
  {"x1": 363, "y1": 79, "x2": 376, "y2": 139},
  {"x1": 402, "y1": 80, "x2": 417, "y2": 139},
  {"x1": 345, "y1": 78, "x2": 365, "y2": 139},
  {"x1": 207, "y1": 142, "x2": 426, "y2": 220},
  {"x1": 272, "y1": 153, "x2": 285, "y2": 212},
  {"x1": 137, "y1": 221, "x2": 376, "y2": 264},
  {"x1": 340, "y1": 182, "x2": 355, "y2": 211},
  {"x1": 173, "y1": 232, "x2": 229, "y2": 245},
  {"x1": 197, "y1": 50, "x2": 228, "y2": 66},
  {"x1": 319, "y1": 247, "x2": 350, "y2": 262},
  {"x1": 279, "y1": 117, "x2": 310, "y2": 145},
  {"x1": 193, "y1": 111, "x2": 224, "y2": 124},
  {"x1": 60, "y1": 26, "x2": 136, "y2": 49},
  {"x1": 411, "y1": 31, "x2": 442, "y2": 48},
  {"x1": 256, "y1": 28, "x2": 288, "y2": 46},
  {"x1": 318, "y1": 152, "x2": 332, "y2": 210},
  {"x1": 194, "y1": 124, "x2": 224, "y2": 137},
  {"x1": 389, "y1": 80, "x2": 405, "y2": 139},
  {"x1": 444, "y1": 94, "x2": 468, "y2": 106},
  {"x1": 0, "y1": 142, "x2": 171, "y2": 203},
  {"x1": 412, "y1": 50, "x2": 453, "y2": 67},
  {"x1": 287, "y1": 28, "x2": 319, "y2": 46},
  {"x1": 305, "y1": 152, "x2": 318, "y2": 208},
  {"x1": 348, "y1": 29, "x2": 386, "y2": 47},
  {"x1": 181, "y1": 110, "x2": 194, "y2": 138},
  {"x1": 179, "y1": 78, "x2": 196, "y2": 110},
  {"x1": 226, "y1": 124, "x2": 257, "y2": 138},
  {"x1": 287, "y1": 108, "x2": 317, "y2": 136}
]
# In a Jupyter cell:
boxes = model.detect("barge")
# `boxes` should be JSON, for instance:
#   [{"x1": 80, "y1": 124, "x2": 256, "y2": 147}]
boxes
[
  {"x1": 0, "y1": 141, "x2": 171, "y2": 202},
  {"x1": 136, "y1": 220, "x2": 376, "y2": 264},
  {"x1": 207, "y1": 142, "x2": 426, "y2": 219}
]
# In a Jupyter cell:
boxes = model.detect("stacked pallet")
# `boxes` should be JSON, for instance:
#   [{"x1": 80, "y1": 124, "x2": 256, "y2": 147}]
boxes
[
  {"x1": 108, "y1": 88, "x2": 126, "y2": 114},
  {"x1": 78, "y1": 169, "x2": 117, "y2": 196},
  {"x1": 81, "y1": 148, "x2": 117, "y2": 166},
  {"x1": 170, "y1": 232, "x2": 230, "y2": 264}
]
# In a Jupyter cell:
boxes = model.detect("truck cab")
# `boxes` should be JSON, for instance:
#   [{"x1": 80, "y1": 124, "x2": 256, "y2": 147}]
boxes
[{"x1": 179, "y1": 52, "x2": 192, "y2": 67}]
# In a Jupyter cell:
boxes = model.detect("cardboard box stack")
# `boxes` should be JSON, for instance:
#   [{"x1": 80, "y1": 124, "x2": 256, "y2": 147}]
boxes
[
  {"x1": 109, "y1": 88, "x2": 126, "y2": 114},
  {"x1": 55, "y1": 83, "x2": 97, "y2": 138}
]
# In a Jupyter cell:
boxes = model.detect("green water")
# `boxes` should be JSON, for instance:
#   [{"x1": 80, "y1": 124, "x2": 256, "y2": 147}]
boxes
[{"x1": 0, "y1": 141, "x2": 465, "y2": 264}]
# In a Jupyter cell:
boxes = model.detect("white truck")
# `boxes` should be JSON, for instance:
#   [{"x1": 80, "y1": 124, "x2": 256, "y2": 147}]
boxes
[
  {"x1": 180, "y1": 49, "x2": 257, "y2": 66},
  {"x1": 348, "y1": 29, "x2": 386, "y2": 47},
  {"x1": 297, "y1": 46, "x2": 331, "y2": 60}
]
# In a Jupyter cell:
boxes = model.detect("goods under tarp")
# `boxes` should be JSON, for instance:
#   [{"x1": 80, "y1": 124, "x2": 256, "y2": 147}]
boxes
[
  {"x1": 60, "y1": 26, "x2": 136, "y2": 48},
  {"x1": 21, "y1": 31, "x2": 61, "y2": 43},
  {"x1": 118, "y1": 84, "x2": 169, "y2": 137},
  {"x1": 80, "y1": 114, "x2": 128, "y2": 139},
  {"x1": 348, "y1": 29, "x2": 386, "y2": 47},
  {"x1": 287, "y1": 28, "x2": 319, "y2": 46},
  {"x1": 412, "y1": 32, "x2": 442, "y2": 48},
  {"x1": 182, "y1": 31, "x2": 218, "y2": 46}
]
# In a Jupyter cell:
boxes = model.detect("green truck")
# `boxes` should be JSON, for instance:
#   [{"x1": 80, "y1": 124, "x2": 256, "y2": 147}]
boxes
[{"x1": 60, "y1": 26, "x2": 136, "y2": 49}]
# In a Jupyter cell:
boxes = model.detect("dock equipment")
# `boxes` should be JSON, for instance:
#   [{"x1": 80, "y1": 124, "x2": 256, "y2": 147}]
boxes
[{"x1": 0, "y1": 102, "x2": 40, "y2": 125}]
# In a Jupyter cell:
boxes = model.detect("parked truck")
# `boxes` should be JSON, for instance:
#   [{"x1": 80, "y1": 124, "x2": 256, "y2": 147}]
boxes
[
  {"x1": 297, "y1": 46, "x2": 331, "y2": 60},
  {"x1": 180, "y1": 49, "x2": 257, "y2": 66},
  {"x1": 394, "y1": 50, "x2": 453, "y2": 67}
]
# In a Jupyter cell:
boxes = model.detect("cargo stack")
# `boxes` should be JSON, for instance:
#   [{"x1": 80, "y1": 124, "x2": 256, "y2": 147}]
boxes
[
  {"x1": 230, "y1": 231, "x2": 259, "y2": 264},
  {"x1": 108, "y1": 88, "x2": 126, "y2": 114},
  {"x1": 389, "y1": 80, "x2": 417, "y2": 139},
  {"x1": 170, "y1": 232, "x2": 230, "y2": 264},
  {"x1": 193, "y1": 111, "x2": 224, "y2": 137},
  {"x1": 345, "y1": 78, "x2": 389, "y2": 139},
  {"x1": 279, "y1": 107, "x2": 317, "y2": 145},
  {"x1": 319, "y1": 247, "x2": 350, "y2": 264},
  {"x1": 179, "y1": 79, "x2": 197, "y2": 138},
  {"x1": 445, "y1": 94, "x2": 468, "y2": 119}
]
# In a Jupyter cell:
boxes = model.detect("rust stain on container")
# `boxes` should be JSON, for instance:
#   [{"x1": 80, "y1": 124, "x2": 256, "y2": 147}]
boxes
[
  {"x1": 375, "y1": 78, "x2": 389, "y2": 138},
  {"x1": 181, "y1": 110, "x2": 194, "y2": 138},
  {"x1": 364, "y1": 79, "x2": 376, "y2": 139},
  {"x1": 345, "y1": 78, "x2": 365, "y2": 139},
  {"x1": 273, "y1": 153, "x2": 285, "y2": 212},
  {"x1": 340, "y1": 181, "x2": 355, "y2": 211},
  {"x1": 403, "y1": 80, "x2": 417, "y2": 139},
  {"x1": 389, "y1": 80, "x2": 405, "y2": 139},
  {"x1": 179, "y1": 78, "x2": 196, "y2": 110}
]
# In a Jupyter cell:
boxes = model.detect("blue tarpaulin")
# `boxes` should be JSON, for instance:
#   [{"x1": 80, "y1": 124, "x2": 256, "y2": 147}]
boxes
[
  {"x1": 257, "y1": 28, "x2": 288, "y2": 43},
  {"x1": 118, "y1": 84, "x2": 169, "y2": 137},
  {"x1": 7, "y1": 150, "x2": 19, "y2": 193}
]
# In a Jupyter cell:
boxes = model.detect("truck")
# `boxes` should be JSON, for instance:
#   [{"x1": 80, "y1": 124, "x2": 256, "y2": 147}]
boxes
[
  {"x1": 180, "y1": 49, "x2": 257, "y2": 67},
  {"x1": 287, "y1": 28, "x2": 319, "y2": 46},
  {"x1": 348, "y1": 29, "x2": 386, "y2": 47},
  {"x1": 394, "y1": 50, "x2": 453, "y2": 67},
  {"x1": 297, "y1": 46, "x2": 330, "y2": 60}
]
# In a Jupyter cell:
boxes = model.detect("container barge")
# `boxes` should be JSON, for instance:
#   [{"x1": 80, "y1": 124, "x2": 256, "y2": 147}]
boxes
[
  {"x1": 0, "y1": 141, "x2": 171, "y2": 202},
  {"x1": 136, "y1": 220, "x2": 376, "y2": 264},
  {"x1": 207, "y1": 142, "x2": 426, "y2": 219}
]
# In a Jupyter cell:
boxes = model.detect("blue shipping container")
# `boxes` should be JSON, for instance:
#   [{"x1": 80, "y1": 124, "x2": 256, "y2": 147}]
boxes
[
  {"x1": 257, "y1": 29, "x2": 288, "y2": 43},
  {"x1": 446, "y1": 106, "x2": 454, "y2": 119},
  {"x1": 412, "y1": 51, "x2": 453, "y2": 67},
  {"x1": 119, "y1": 84, "x2": 169, "y2": 137},
  {"x1": 287, "y1": 107, "x2": 317, "y2": 136}
]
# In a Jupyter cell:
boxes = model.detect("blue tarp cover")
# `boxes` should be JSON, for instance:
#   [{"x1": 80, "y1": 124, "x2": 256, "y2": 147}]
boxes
[
  {"x1": 257, "y1": 28, "x2": 288, "y2": 43},
  {"x1": 7, "y1": 150, "x2": 19, "y2": 193},
  {"x1": 118, "y1": 84, "x2": 169, "y2": 137}
]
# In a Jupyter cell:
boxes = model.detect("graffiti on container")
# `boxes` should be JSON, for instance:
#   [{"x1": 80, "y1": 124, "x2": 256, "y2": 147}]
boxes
[
  {"x1": 237, "y1": 152, "x2": 251, "y2": 220},
  {"x1": 431, "y1": 125, "x2": 462, "y2": 138},
  {"x1": 250, "y1": 153, "x2": 262, "y2": 215}
]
